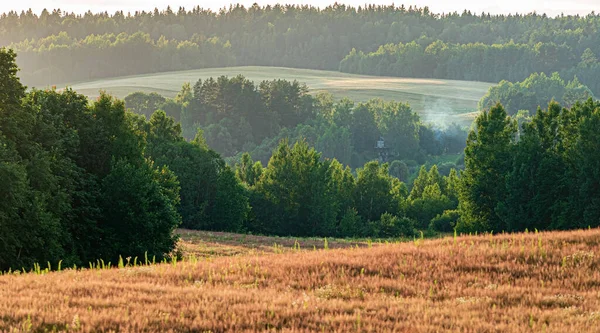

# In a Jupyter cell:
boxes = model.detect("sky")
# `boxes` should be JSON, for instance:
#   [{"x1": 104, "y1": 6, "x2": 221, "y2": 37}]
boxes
[{"x1": 0, "y1": 0, "x2": 597, "y2": 17}]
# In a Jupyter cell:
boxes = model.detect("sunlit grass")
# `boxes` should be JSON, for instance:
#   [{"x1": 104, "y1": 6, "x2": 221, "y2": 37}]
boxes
[{"x1": 1, "y1": 228, "x2": 599, "y2": 332}]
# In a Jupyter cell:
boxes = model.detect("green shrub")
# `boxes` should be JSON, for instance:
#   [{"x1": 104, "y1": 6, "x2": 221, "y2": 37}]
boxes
[{"x1": 429, "y1": 210, "x2": 460, "y2": 232}]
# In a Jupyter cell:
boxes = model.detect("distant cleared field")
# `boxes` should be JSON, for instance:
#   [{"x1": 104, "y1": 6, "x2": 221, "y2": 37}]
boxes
[
  {"x1": 2, "y1": 228, "x2": 600, "y2": 332},
  {"x1": 57, "y1": 67, "x2": 493, "y2": 125}
]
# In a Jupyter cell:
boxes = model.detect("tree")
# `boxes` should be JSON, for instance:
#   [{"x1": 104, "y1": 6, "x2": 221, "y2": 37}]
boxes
[
  {"x1": 372, "y1": 213, "x2": 415, "y2": 238},
  {"x1": 370, "y1": 100, "x2": 420, "y2": 159},
  {"x1": 213, "y1": 167, "x2": 249, "y2": 232},
  {"x1": 389, "y1": 160, "x2": 409, "y2": 182},
  {"x1": 408, "y1": 183, "x2": 454, "y2": 229},
  {"x1": 409, "y1": 166, "x2": 429, "y2": 200},
  {"x1": 429, "y1": 210, "x2": 460, "y2": 232},
  {"x1": 145, "y1": 110, "x2": 248, "y2": 232},
  {"x1": 99, "y1": 161, "x2": 181, "y2": 261},
  {"x1": 124, "y1": 92, "x2": 167, "y2": 119},
  {"x1": 496, "y1": 102, "x2": 564, "y2": 231},
  {"x1": 338, "y1": 208, "x2": 362, "y2": 237},
  {"x1": 349, "y1": 104, "x2": 380, "y2": 153},
  {"x1": 457, "y1": 103, "x2": 516, "y2": 232},
  {"x1": 236, "y1": 152, "x2": 258, "y2": 186},
  {"x1": 353, "y1": 161, "x2": 406, "y2": 222},
  {"x1": 560, "y1": 99, "x2": 600, "y2": 229},
  {"x1": 252, "y1": 140, "x2": 337, "y2": 236}
]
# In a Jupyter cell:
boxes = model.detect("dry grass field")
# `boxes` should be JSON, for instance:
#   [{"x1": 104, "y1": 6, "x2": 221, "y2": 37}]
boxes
[
  {"x1": 1, "y1": 228, "x2": 600, "y2": 332},
  {"x1": 54, "y1": 66, "x2": 493, "y2": 126}
]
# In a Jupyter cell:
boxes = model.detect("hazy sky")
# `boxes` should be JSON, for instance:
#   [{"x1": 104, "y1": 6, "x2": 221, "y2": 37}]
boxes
[{"x1": 0, "y1": 0, "x2": 597, "y2": 17}]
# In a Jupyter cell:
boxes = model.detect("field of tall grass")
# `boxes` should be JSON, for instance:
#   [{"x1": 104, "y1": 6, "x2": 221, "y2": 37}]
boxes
[{"x1": 1, "y1": 228, "x2": 599, "y2": 332}]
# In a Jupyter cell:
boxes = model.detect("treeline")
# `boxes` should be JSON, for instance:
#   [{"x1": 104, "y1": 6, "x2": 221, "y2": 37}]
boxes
[
  {"x1": 457, "y1": 99, "x2": 600, "y2": 232},
  {"x1": 12, "y1": 31, "x2": 234, "y2": 85},
  {"x1": 125, "y1": 75, "x2": 468, "y2": 170},
  {"x1": 2, "y1": 4, "x2": 600, "y2": 86},
  {"x1": 236, "y1": 143, "x2": 459, "y2": 237},
  {"x1": 339, "y1": 40, "x2": 600, "y2": 96},
  {"x1": 479, "y1": 72, "x2": 595, "y2": 115},
  {"x1": 0, "y1": 49, "x2": 181, "y2": 271}
]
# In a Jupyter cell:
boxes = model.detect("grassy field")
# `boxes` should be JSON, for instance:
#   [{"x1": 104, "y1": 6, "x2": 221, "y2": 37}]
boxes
[
  {"x1": 1, "y1": 228, "x2": 599, "y2": 332},
  {"x1": 57, "y1": 66, "x2": 493, "y2": 126}
]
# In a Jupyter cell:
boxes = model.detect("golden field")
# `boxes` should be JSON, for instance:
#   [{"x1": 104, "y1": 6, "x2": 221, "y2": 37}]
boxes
[{"x1": 1, "y1": 229, "x2": 600, "y2": 332}]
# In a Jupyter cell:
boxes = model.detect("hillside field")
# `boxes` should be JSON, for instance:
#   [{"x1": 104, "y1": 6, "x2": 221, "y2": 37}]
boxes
[
  {"x1": 56, "y1": 66, "x2": 493, "y2": 126},
  {"x1": 1, "y1": 228, "x2": 600, "y2": 332}
]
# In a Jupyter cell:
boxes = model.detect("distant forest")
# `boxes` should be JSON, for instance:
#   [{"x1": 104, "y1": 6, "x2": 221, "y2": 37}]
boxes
[{"x1": 1, "y1": 4, "x2": 600, "y2": 95}]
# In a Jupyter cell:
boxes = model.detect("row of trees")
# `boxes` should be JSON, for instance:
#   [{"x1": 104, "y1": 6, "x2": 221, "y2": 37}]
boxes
[
  {"x1": 11, "y1": 31, "x2": 234, "y2": 86},
  {"x1": 0, "y1": 49, "x2": 181, "y2": 271},
  {"x1": 458, "y1": 100, "x2": 600, "y2": 232},
  {"x1": 479, "y1": 72, "x2": 595, "y2": 115},
  {"x1": 235, "y1": 142, "x2": 460, "y2": 238},
  {"x1": 125, "y1": 76, "x2": 469, "y2": 169},
  {"x1": 3, "y1": 4, "x2": 600, "y2": 88},
  {"x1": 339, "y1": 40, "x2": 600, "y2": 96}
]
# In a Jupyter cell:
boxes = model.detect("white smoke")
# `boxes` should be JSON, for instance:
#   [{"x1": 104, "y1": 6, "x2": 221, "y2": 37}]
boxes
[{"x1": 420, "y1": 96, "x2": 456, "y2": 130}]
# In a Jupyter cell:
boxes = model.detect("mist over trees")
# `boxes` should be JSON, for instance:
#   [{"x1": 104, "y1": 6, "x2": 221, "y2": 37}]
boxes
[
  {"x1": 2, "y1": 4, "x2": 600, "y2": 95},
  {"x1": 124, "y1": 76, "x2": 468, "y2": 169}
]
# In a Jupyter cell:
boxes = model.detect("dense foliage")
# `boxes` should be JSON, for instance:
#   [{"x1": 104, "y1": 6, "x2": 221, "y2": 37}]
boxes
[
  {"x1": 478, "y1": 72, "x2": 595, "y2": 115},
  {"x1": 125, "y1": 77, "x2": 468, "y2": 170},
  {"x1": 458, "y1": 99, "x2": 600, "y2": 232},
  {"x1": 12, "y1": 31, "x2": 234, "y2": 85},
  {"x1": 0, "y1": 48, "x2": 466, "y2": 270},
  {"x1": 143, "y1": 110, "x2": 249, "y2": 232},
  {"x1": 339, "y1": 41, "x2": 600, "y2": 96},
  {"x1": 236, "y1": 140, "x2": 461, "y2": 238},
  {"x1": 0, "y1": 48, "x2": 181, "y2": 271},
  {"x1": 2, "y1": 5, "x2": 600, "y2": 93}
]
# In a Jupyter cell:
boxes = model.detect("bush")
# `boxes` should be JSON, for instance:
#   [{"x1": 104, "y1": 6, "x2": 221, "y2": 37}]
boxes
[
  {"x1": 429, "y1": 210, "x2": 460, "y2": 232},
  {"x1": 99, "y1": 161, "x2": 181, "y2": 262},
  {"x1": 338, "y1": 208, "x2": 363, "y2": 238},
  {"x1": 371, "y1": 213, "x2": 416, "y2": 238}
]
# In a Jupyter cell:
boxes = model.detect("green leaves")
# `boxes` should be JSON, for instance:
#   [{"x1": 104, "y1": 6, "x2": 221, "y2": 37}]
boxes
[
  {"x1": 0, "y1": 51, "x2": 183, "y2": 270},
  {"x1": 479, "y1": 72, "x2": 596, "y2": 116},
  {"x1": 457, "y1": 103, "x2": 516, "y2": 233},
  {"x1": 252, "y1": 140, "x2": 337, "y2": 236},
  {"x1": 99, "y1": 160, "x2": 180, "y2": 261}
]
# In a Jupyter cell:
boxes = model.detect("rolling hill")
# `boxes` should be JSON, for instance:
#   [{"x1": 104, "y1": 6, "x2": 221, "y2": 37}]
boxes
[{"x1": 56, "y1": 66, "x2": 493, "y2": 126}]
